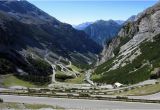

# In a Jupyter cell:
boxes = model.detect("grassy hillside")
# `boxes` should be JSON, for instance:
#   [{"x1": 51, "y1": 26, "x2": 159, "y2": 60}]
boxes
[
  {"x1": 2, "y1": 74, "x2": 37, "y2": 88},
  {"x1": 92, "y1": 34, "x2": 160, "y2": 84},
  {"x1": 66, "y1": 74, "x2": 85, "y2": 84},
  {"x1": 117, "y1": 82, "x2": 160, "y2": 96},
  {"x1": 0, "y1": 55, "x2": 52, "y2": 85}
]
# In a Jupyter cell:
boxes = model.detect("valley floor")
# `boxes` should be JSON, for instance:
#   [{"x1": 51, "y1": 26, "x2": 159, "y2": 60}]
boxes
[{"x1": 0, "y1": 95, "x2": 160, "y2": 110}]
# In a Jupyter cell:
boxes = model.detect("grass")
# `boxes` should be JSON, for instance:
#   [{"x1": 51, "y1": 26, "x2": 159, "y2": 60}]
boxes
[
  {"x1": 66, "y1": 73, "x2": 85, "y2": 84},
  {"x1": 0, "y1": 102, "x2": 63, "y2": 109},
  {"x1": 117, "y1": 83, "x2": 160, "y2": 96},
  {"x1": 24, "y1": 103, "x2": 63, "y2": 109},
  {"x1": 56, "y1": 64, "x2": 84, "y2": 83},
  {"x1": 71, "y1": 54, "x2": 94, "y2": 70},
  {"x1": 91, "y1": 74, "x2": 102, "y2": 82},
  {"x1": 55, "y1": 71, "x2": 74, "y2": 81},
  {"x1": 2, "y1": 74, "x2": 37, "y2": 88},
  {"x1": 94, "y1": 57, "x2": 115, "y2": 75},
  {"x1": 70, "y1": 64, "x2": 82, "y2": 72}
]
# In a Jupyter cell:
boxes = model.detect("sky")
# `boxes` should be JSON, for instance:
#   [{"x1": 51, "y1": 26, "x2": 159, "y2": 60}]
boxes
[{"x1": 28, "y1": 0, "x2": 158, "y2": 25}]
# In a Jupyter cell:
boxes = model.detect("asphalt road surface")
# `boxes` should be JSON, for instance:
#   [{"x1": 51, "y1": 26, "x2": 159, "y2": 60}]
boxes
[
  {"x1": 0, "y1": 95, "x2": 160, "y2": 110},
  {"x1": 129, "y1": 92, "x2": 160, "y2": 100}
]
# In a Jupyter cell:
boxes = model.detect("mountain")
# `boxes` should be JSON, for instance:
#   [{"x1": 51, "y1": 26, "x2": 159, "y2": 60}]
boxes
[
  {"x1": 126, "y1": 15, "x2": 136, "y2": 22},
  {"x1": 115, "y1": 20, "x2": 125, "y2": 25},
  {"x1": 74, "y1": 20, "x2": 123, "y2": 46},
  {"x1": 122, "y1": 15, "x2": 136, "y2": 25},
  {"x1": 73, "y1": 22, "x2": 93, "y2": 30},
  {"x1": 84, "y1": 20, "x2": 122, "y2": 46},
  {"x1": 0, "y1": 1, "x2": 102, "y2": 83},
  {"x1": 93, "y1": 2, "x2": 160, "y2": 84}
]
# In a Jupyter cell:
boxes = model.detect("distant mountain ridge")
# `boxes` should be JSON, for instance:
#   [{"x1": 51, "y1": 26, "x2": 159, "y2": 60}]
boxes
[
  {"x1": 73, "y1": 20, "x2": 124, "y2": 46},
  {"x1": 73, "y1": 20, "x2": 124, "y2": 30},
  {"x1": 73, "y1": 22, "x2": 93, "y2": 30},
  {"x1": 83, "y1": 20, "x2": 122, "y2": 46},
  {"x1": 114, "y1": 20, "x2": 125, "y2": 25}
]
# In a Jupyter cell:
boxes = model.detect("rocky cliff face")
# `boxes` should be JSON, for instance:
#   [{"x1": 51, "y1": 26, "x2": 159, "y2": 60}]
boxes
[
  {"x1": 97, "y1": 38, "x2": 120, "y2": 65},
  {"x1": 97, "y1": 21, "x2": 138, "y2": 65},
  {"x1": 98, "y1": 2, "x2": 160, "y2": 65},
  {"x1": 93, "y1": 2, "x2": 160, "y2": 84},
  {"x1": 118, "y1": 2, "x2": 160, "y2": 59}
]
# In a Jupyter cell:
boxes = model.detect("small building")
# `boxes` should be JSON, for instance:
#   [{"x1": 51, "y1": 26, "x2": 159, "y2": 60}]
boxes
[{"x1": 113, "y1": 82, "x2": 123, "y2": 88}]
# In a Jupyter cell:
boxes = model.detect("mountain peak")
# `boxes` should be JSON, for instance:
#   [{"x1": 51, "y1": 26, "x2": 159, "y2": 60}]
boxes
[
  {"x1": 84, "y1": 20, "x2": 121, "y2": 46},
  {"x1": 94, "y1": 19, "x2": 120, "y2": 26},
  {"x1": 0, "y1": 0, "x2": 60, "y2": 24},
  {"x1": 73, "y1": 22, "x2": 93, "y2": 30}
]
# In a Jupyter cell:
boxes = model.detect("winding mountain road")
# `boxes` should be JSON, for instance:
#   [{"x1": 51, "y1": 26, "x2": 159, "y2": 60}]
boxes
[
  {"x1": 44, "y1": 50, "x2": 56, "y2": 83},
  {"x1": 85, "y1": 69, "x2": 94, "y2": 85},
  {"x1": 1, "y1": 95, "x2": 160, "y2": 110}
]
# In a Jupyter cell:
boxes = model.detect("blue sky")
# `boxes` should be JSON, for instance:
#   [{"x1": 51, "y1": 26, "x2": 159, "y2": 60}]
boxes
[{"x1": 28, "y1": 0, "x2": 158, "y2": 25}]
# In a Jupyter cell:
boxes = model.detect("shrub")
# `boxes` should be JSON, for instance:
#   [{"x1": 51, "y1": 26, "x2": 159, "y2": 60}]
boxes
[
  {"x1": 55, "y1": 71, "x2": 74, "y2": 81},
  {"x1": 27, "y1": 57, "x2": 52, "y2": 76},
  {"x1": 116, "y1": 96, "x2": 128, "y2": 99},
  {"x1": 0, "y1": 98, "x2": 3, "y2": 103},
  {"x1": 40, "y1": 89, "x2": 50, "y2": 93},
  {"x1": 16, "y1": 57, "x2": 53, "y2": 84},
  {"x1": 94, "y1": 57, "x2": 115, "y2": 75},
  {"x1": 28, "y1": 88, "x2": 37, "y2": 94},
  {"x1": 113, "y1": 47, "x2": 120, "y2": 56},
  {"x1": 67, "y1": 94, "x2": 74, "y2": 97},
  {"x1": 0, "y1": 58, "x2": 15, "y2": 74},
  {"x1": 79, "y1": 93, "x2": 90, "y2": 97},
  {"x1": 93, "y1": 34, "x2": 160, "y2": 84},
  {"x1": 51, "y1": 91, "x2": 56, "y2": 94}
]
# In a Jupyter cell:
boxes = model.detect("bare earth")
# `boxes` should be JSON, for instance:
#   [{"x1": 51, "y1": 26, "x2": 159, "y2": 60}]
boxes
[{"x1": 0, "y1": 95, "x2": 160, "y2": 110}]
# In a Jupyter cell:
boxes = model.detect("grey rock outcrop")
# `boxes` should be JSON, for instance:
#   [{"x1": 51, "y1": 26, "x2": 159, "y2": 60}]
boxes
[{"x1": 98, "y1": 2, "x2": 160, "y2": 67}]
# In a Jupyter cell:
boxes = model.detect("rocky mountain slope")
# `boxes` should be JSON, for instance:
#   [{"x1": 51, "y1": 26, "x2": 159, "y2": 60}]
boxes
[
  {"x1": 92, "y1": 2, "x2": 160, "y2": 84},
  {"x1": 84, "y1": 20, "x2": 122, "y2": 46},
  {"x1": 0, "y1": 0, "x2": 102, "y2": 84},
  {"x1": 125, "y1": 15, "x2": 136, "y2": 23}
]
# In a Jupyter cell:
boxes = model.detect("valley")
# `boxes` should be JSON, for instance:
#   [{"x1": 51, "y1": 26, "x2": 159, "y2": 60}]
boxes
[{"x1": 0, "y1": 0, "x2": 160, "y2": 109}]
